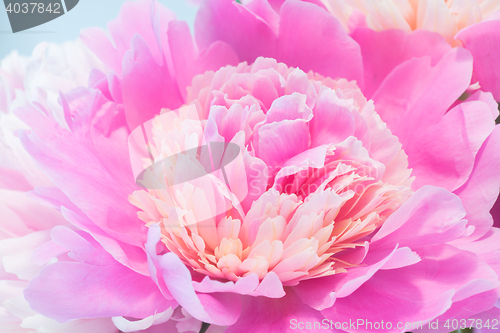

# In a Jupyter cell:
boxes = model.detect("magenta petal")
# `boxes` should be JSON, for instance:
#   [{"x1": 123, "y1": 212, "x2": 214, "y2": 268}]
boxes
[
  {"x1": 440, "y1": 289, "x2": 500, "y2": 324},
  {"x1": 406, "y1": 100, "x2": 495, "y2": 191},
  {"x1": 24, "y1": 261, "x2": 173, "y2": 323},
  {"x1": 352, "y1": 28, "x2": 451, "y2": 99},
  {"x1": 472, "y1": 305, "x2": 500, "y2": 333},
  {"x1": 277, "y1": 0, "x2": 363, "y2": 86},
  {"x1": 454, "y1": 126, "x2": 500, "y2": 240},
  {"x1": 373, "y1": 48, "x2": 473, "y2": 144},
  {"x1": 82, "y1": 0, "x2": 175, "y2": 74},
  {"x1": 245, "y1": 0, "x2": 280, "y2": 34},
  {"x1": 49, "y1": 226, "x2": 116, "y2": 266},
  {"x1": 372, "y1": 48, "x2": 481, "y2": 191},
  {"x1": 168, "y1": 20, "x2": 205, "y2": 101},
  {"x1": 122, "y1": 35, "x2": 183, "y2": 129},
  {"x1": 225, "y1": 289, "x2": 328, "y2": 333},
  {"x1": 195, "y1": 0, "x2": 277, "y2": 62},
  {"x1": 457, "y1": 19, "x2": 500, "y2": 101},
  {"x1": 453, "y1": 227, "x2": 500, "y2": 256},
  {"x1": 168, "y1": 21, "x2": 239, "y2": 101},
  {"x1": 371, "y1": 186, "x2": 468, "y2": 250}
]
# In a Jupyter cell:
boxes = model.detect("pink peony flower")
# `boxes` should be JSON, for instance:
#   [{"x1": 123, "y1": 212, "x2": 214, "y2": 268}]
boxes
[{"x1": 1, "y1": 0, "x2": 499, "y2": 332}]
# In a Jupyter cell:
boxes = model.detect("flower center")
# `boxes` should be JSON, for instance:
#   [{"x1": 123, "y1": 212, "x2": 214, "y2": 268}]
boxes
[{"x1": 129, "y1": 58, "x2": 414, "y2": 286}]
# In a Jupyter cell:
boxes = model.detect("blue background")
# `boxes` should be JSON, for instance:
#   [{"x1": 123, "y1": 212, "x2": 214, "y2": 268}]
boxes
[{"x1": 0, "y1": 0, "x2": 198, "y2": 60}]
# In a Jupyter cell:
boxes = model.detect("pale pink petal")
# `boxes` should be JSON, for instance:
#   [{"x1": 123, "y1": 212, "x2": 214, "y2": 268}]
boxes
[
  {"x1": 257, "y1": 119, "x2": 310, "y2": 169},
  {"x1": 16, "y1": 92, "x2": 145, "y2": 248},
  {"x1": 24, "y1": 260, "x2": 173, "y2": 323},
  {"x1": 112, "y1": 308, "x2": 174, "y2": 332},
  {"x1": 193, "y1": 272, "x2": 285, "y2": 298},
  {"x1": 0, "y1": 189, "x2": 65, "y2": 239}
]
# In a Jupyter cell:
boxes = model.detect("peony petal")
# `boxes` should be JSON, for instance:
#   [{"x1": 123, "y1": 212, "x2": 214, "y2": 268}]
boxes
[
  {"x1": 325, "y1": 243, "x2": 498, "y2": 332},
  {"x1": 405, "y1": 100, "x2": 495, "y2": 191},
  {"x1": 277, "y1": 0, "x2": 363, "y2": 87},
  {"x1": 352, "y1": 28, "x2": 451, "y2": 99},
  {"x1": 371, "y1": 186, "x2": 468, "y2": 250},
  {"x1": 16, "y1": 93, "x2": 147, "y2": 249},
  {"x1": 121, "y1": 35, "x2": 183, "y2": 130},
  {"x1": 24, "y1": 260, "x2": 173, "y2": 322},
  {"x1": 457, "y1": 19, "x2": 500, "y2": 101},
  {"x1": 195, "y1": 0, "x2": 277, "y2": 62},
  {"x1": 373, "y1": 48, "x2": 473, "y2": 146},
  {"x1": 225, "y1": 289, "x2": 328, "y2": 333}
]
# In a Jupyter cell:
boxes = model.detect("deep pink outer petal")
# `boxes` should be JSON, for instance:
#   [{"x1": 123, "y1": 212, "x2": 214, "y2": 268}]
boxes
[
  {"x1": 372, "y1": 48, "x2": 487, "y2": 192},
  {"x1": 277, "y1": 0, "x2": 363, "y2": 87},
  {"x1": 195, "y1": 0, "x2": 363, "y2": 85},
  {"x1": 454, "y1": 126, "x2": 500, "y2": 240},
  {"x1": 225, "y1": 288, "x2": 332, "y2": 333},
  {"x1": 457, "y1": 19, "x2": 500, "y2": 101},
  {"x1": 352, "y1": 28, "x2": 451, "y2": 99},
  {"x1": 373, "y1": 48, "x2": 472, "y2": 146},
  {"x1": 195, "y1": 0, "x2": 277, "y2": 62},
  {"x1": 406, "y1": 100, "x2": 494, "y2": 191}
]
